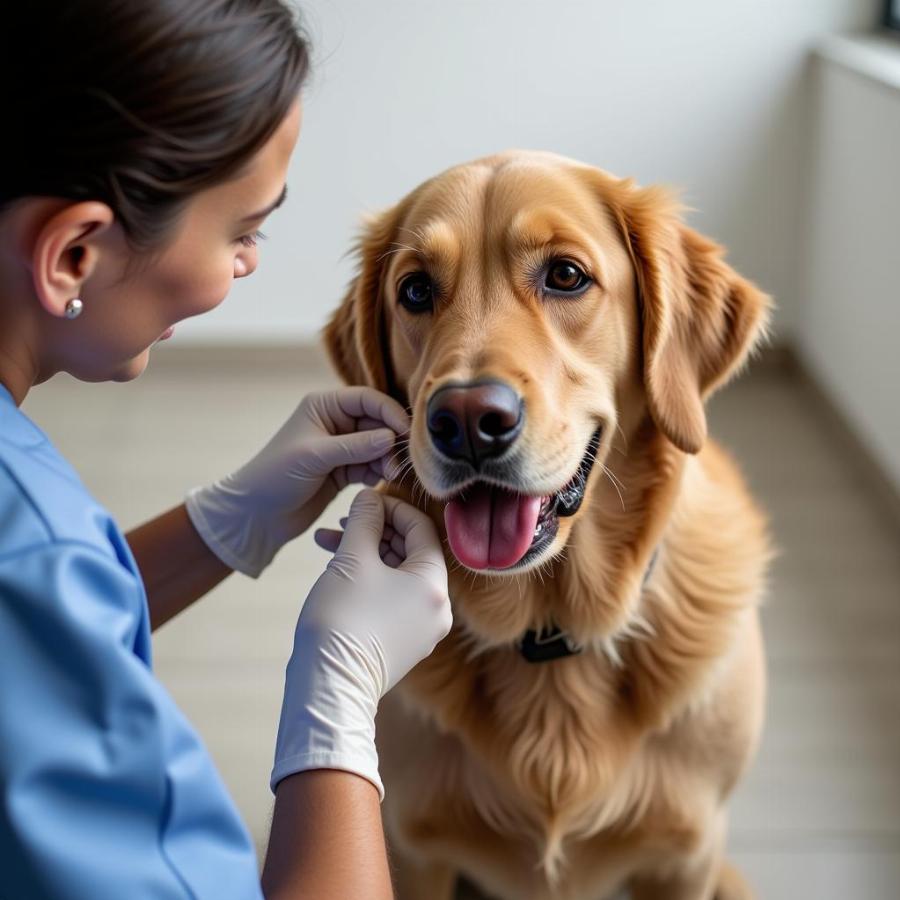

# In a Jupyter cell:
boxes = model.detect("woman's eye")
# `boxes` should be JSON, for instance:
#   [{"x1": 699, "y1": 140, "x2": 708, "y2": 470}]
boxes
[
  {"x1": 544, "y1": 259, "x2": 590, "y2": 294},
  {"x1": 238, "y1": 230, "x2": 267, "y2": 249},
  {"x1": 398, "y1": 272, "x2": 434, "y2": 313}
]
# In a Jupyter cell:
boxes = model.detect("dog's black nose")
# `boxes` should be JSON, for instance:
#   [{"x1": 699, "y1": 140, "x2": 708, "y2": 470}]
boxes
[{"x1": 427, "y1": 381, "x2": 524, "y2": 467}]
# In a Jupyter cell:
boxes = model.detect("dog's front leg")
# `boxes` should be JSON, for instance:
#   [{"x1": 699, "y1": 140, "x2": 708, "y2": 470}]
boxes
[
  {"x1": 628, "y1": 814, "x2": 752, "y2": 900},
  {"x1": 629, "y1": 855, "x2": 719, "y2": 900},
  {"x1": 389, "y1": 851, "x2": 458, "y2": 900}
]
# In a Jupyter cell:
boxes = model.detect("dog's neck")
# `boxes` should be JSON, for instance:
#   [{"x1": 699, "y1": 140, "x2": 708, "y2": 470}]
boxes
[
  {"x1": 398, "y1": 421, "x2": 730, "y2": 725},
  {"x1": 517, "y1": 547, "x2": 659, "y2": 664}
]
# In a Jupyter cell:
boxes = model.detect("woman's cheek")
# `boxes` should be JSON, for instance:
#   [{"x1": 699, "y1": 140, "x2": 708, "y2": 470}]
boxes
[{"x1": 180, "y1": 261, "x2": 235, "y2": 316}]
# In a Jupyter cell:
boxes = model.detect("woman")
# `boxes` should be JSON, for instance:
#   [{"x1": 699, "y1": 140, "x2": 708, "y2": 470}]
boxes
[{"x1": 0, "y1": 2, "x2": 451, "y2": 898}]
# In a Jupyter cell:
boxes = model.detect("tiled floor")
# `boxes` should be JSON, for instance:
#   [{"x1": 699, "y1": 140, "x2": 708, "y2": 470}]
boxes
[{"x1": 21, "y1": 346, "x2": 900, "y2": 899}]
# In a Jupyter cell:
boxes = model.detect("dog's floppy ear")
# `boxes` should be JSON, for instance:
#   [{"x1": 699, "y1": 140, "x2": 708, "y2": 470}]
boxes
[
  {"x1": 612, "y1": 183, "x2": 772, "y2": 454},
  {"x1": 323, "y1": 203, "x2": 406, "y2": 397}
]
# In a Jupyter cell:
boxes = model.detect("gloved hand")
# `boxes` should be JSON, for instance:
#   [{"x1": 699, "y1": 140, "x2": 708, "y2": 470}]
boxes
[
  {"x1": 270, "y1": 489, "x2": 451, "y2": 800},
  {"x1": 185, "y1": 387, "x2": 408, "y2": 578}
]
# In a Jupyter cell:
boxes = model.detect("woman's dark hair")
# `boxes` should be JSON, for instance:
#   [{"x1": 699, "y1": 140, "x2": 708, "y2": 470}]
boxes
[{"x1": 1, "y1": 0, "x2": 310, "y2": 249}]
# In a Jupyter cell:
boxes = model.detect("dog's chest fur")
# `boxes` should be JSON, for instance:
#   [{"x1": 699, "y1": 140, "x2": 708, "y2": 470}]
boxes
[
  {"x1": 384, "y1": 588, "x2": 748, "y2": 869},
  {"x1": 378, "y1": 440, "x2": 769, "y2": 891},
  {"x1": 379, "y1": 640, "x2": 756, "y2": 900}
]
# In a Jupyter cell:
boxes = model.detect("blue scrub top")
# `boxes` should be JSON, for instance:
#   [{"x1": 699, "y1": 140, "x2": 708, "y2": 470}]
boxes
[{"x1": 0, "y1": 384, "x2": 264, "y2": 899}]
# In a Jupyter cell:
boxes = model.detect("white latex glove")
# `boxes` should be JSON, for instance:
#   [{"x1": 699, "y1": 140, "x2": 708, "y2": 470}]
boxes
[
  {"x1": 185, "y1": 387, "x2": 408, "y2": 578},
  {"x1": 271, "y1": 489, "x2": 451, "y2": 799}
]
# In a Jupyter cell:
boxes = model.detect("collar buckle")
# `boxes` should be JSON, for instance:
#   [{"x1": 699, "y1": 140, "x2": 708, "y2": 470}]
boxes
[{"x1": 519, "y1": 625, "x2": 582, "y2": 663}]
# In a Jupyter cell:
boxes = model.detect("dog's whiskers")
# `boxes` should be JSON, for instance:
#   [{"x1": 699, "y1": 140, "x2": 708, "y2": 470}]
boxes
[
  {"x1": 613, "y1": 421, "x2": 630, "y2": 457},
  {"x1": 603, "y1": 464, "x2": 626, "y2": 494},
  {"x1": 602, "y1": 466, "x2": 626, "y2": 511}
]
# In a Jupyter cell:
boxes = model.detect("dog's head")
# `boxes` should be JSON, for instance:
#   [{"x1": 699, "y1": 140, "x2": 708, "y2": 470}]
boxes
[{"x1": 326, "y1": 151, "x2": 771, "y2": 576}]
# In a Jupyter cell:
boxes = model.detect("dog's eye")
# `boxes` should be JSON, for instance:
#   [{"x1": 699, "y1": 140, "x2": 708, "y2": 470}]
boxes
[
  {"x1": 544, "y1": 260, "x2": 591, "y2": 294},
  {"x1": 398, "y1": 272, "x2": 434, "y2": 313}
]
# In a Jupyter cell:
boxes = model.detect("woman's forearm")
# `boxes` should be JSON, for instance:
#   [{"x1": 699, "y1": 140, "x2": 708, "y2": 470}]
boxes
[
  {"x1": 262, "y1": 770, "x2": 394, "y2": 900},
  {"x1": 126, "y1": 503, "x2": 233, "y2": 630}
]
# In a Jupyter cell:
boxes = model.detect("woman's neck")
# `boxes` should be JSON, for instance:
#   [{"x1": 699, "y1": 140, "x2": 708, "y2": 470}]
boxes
[
  {"x1": 0, "y1": 298, "x2": 44, "y2": 406},
  {"x1": 0, "y1": 349, "x2": 35, "y2": 406}
]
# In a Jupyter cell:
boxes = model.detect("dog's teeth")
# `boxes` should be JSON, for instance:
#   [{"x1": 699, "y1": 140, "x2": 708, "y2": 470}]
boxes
[{"x1": 533, "y1": 522, "x2": 543, "y2": 537}]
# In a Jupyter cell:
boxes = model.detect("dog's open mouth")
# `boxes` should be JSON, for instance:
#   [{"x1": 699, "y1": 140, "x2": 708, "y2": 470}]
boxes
[{"x1": 443, "y1": 428, "x2": 602, "y2": 571}]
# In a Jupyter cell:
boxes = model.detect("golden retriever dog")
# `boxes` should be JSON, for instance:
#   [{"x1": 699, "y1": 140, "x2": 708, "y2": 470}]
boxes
[{"x1": 324, "y1": 150, "x2": 772, "y2": 900}]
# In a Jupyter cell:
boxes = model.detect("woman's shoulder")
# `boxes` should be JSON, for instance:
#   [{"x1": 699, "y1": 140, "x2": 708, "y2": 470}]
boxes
[
  {"x1": 0, "y1": 400, "x2": 126, "y2": 564},
  {"x1": 0, "y1": 394, "x2": 149, "y2": 661}
]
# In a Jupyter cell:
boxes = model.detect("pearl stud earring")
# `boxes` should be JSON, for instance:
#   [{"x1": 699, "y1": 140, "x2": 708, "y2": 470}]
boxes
[{"x1": 65, "y1": 298, "x2": 83, "y2": 319}]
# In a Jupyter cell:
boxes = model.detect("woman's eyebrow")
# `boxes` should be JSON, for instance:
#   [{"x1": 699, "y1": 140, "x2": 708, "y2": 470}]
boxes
[{"x1": 240, "y1": 184, "x2": 288, "y2": 223}]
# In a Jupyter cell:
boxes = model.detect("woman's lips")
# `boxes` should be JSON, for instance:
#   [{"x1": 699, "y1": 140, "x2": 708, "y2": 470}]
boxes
[{"x1": 158, "y1": 326, "x2": 175, "y2": 341}]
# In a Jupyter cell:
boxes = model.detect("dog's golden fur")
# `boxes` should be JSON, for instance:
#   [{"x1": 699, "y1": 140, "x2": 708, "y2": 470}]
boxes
[{"x1": 325, "y1": 151, "x2": 772, "y2": 900}]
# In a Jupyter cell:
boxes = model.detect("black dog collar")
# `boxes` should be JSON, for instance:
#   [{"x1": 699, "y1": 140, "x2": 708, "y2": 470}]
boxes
[
  {"x1": 517, "y1": 549, "x2": 660, "y2": 664},
  {"x1": 519, "y1": 625, "x2": 581, "y2": 663}
]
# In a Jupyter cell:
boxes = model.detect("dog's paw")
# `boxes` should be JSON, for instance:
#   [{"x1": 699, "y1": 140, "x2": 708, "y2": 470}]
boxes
[{"x1": 714, "y1": 860, "x2": 755, "y2": 900}]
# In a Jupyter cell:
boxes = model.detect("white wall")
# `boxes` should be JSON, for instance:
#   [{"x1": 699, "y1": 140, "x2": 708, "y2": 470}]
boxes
[
  {"x1": 797, "y1": 35, "x2": 900, "y2": 490},
  {"x1": 174, "y1": 0, "x2": 880, "y2": 345}
]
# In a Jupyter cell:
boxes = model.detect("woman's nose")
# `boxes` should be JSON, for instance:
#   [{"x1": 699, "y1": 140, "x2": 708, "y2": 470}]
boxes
[{"x1": 234, "y1": 251, "x2": 258, "y2": 279}]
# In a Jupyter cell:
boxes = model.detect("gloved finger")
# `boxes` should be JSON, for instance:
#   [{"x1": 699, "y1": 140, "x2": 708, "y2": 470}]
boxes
[
  {"x1": 357, "y1": 416, "x2": 389, "y2": 432},
  {"x1": 378, "y1": 538, "x2": 403, "y2": 568},
  {"x1": 377, "y1": 452, "x2": 406, "y2": 482},
  {"x1": 373, "y1": 522, "x2": 404, "y2": 559},
  {"x1": 368, "y1": 455, "x2": 389, "y2": 481},
  {"x1": 365, "y1": 448, "x2": 405, "y2": 483},
  {"x1": 318, "y1": 387, "x2": 410, "y2": 437},
  {"x1": 340, "y1": 516, "x2": 401, "y2": 553},
  {"x1": 336, "y1": 489, "x2": 386, "y2": 559},
  {"x1": 341, "y1": 461, "x2": 375, "y2": 485},
  {"x1": 388, "y1": 528, "x2": 405, "y2": 559},
  {"x1": 317, "y1": 529, "x2": 402, "y2": 567},
  {"x1": 330, "y1": 462, "x2": 385, "y2": 490},
  {"x1": 308, "y1": 428, "x2": 397, "y2": 475},
  {"x1": 314, "y1": 528, "x2": 343, "y2": 553},
  {"x1": 346, "y1": 517, "x2": 398, "y2": 544},
  {"x1": 380, "y1": 496, "x2": 447, "y2": 587},
  {"x1": 382, "y1": 549, "x2": 403, "y2": 569}
]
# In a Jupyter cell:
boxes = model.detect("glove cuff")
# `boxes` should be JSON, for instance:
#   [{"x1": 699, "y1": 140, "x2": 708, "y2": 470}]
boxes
[
  {"x1": 272, "y1": 630, "x2": 385, "y2": 801},
  {"x1": 185, "y1": 485, "x2": 272, "y2": 579},
  {"x1": 270, "y1": 748, "x2": 385, "y2": 802}
]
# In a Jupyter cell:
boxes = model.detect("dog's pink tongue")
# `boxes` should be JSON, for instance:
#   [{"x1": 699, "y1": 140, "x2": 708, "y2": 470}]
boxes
[{"x1": 444, "y1": 484, "x2": 542, "y2": 570}]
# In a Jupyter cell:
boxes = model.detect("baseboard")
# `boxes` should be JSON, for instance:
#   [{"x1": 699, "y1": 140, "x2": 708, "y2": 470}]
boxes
[
  {"x1": 749, "y1": 341, "x2": 798, "y2": 375},
  {"x1": 149, "y1": 340, "x2": 331, "y2": 374}
]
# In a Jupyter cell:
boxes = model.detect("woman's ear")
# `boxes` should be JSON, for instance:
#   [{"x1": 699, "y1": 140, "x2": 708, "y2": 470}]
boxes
[
  {"x1": 612, "y1": 183, "x2": 772, "y2": 454},
  {"x1": 323, "y1": 202, "x2": 407, "y2": 399},
  {"x1": 30, "y1": 201, "x2": 115, "y2": 317}
]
